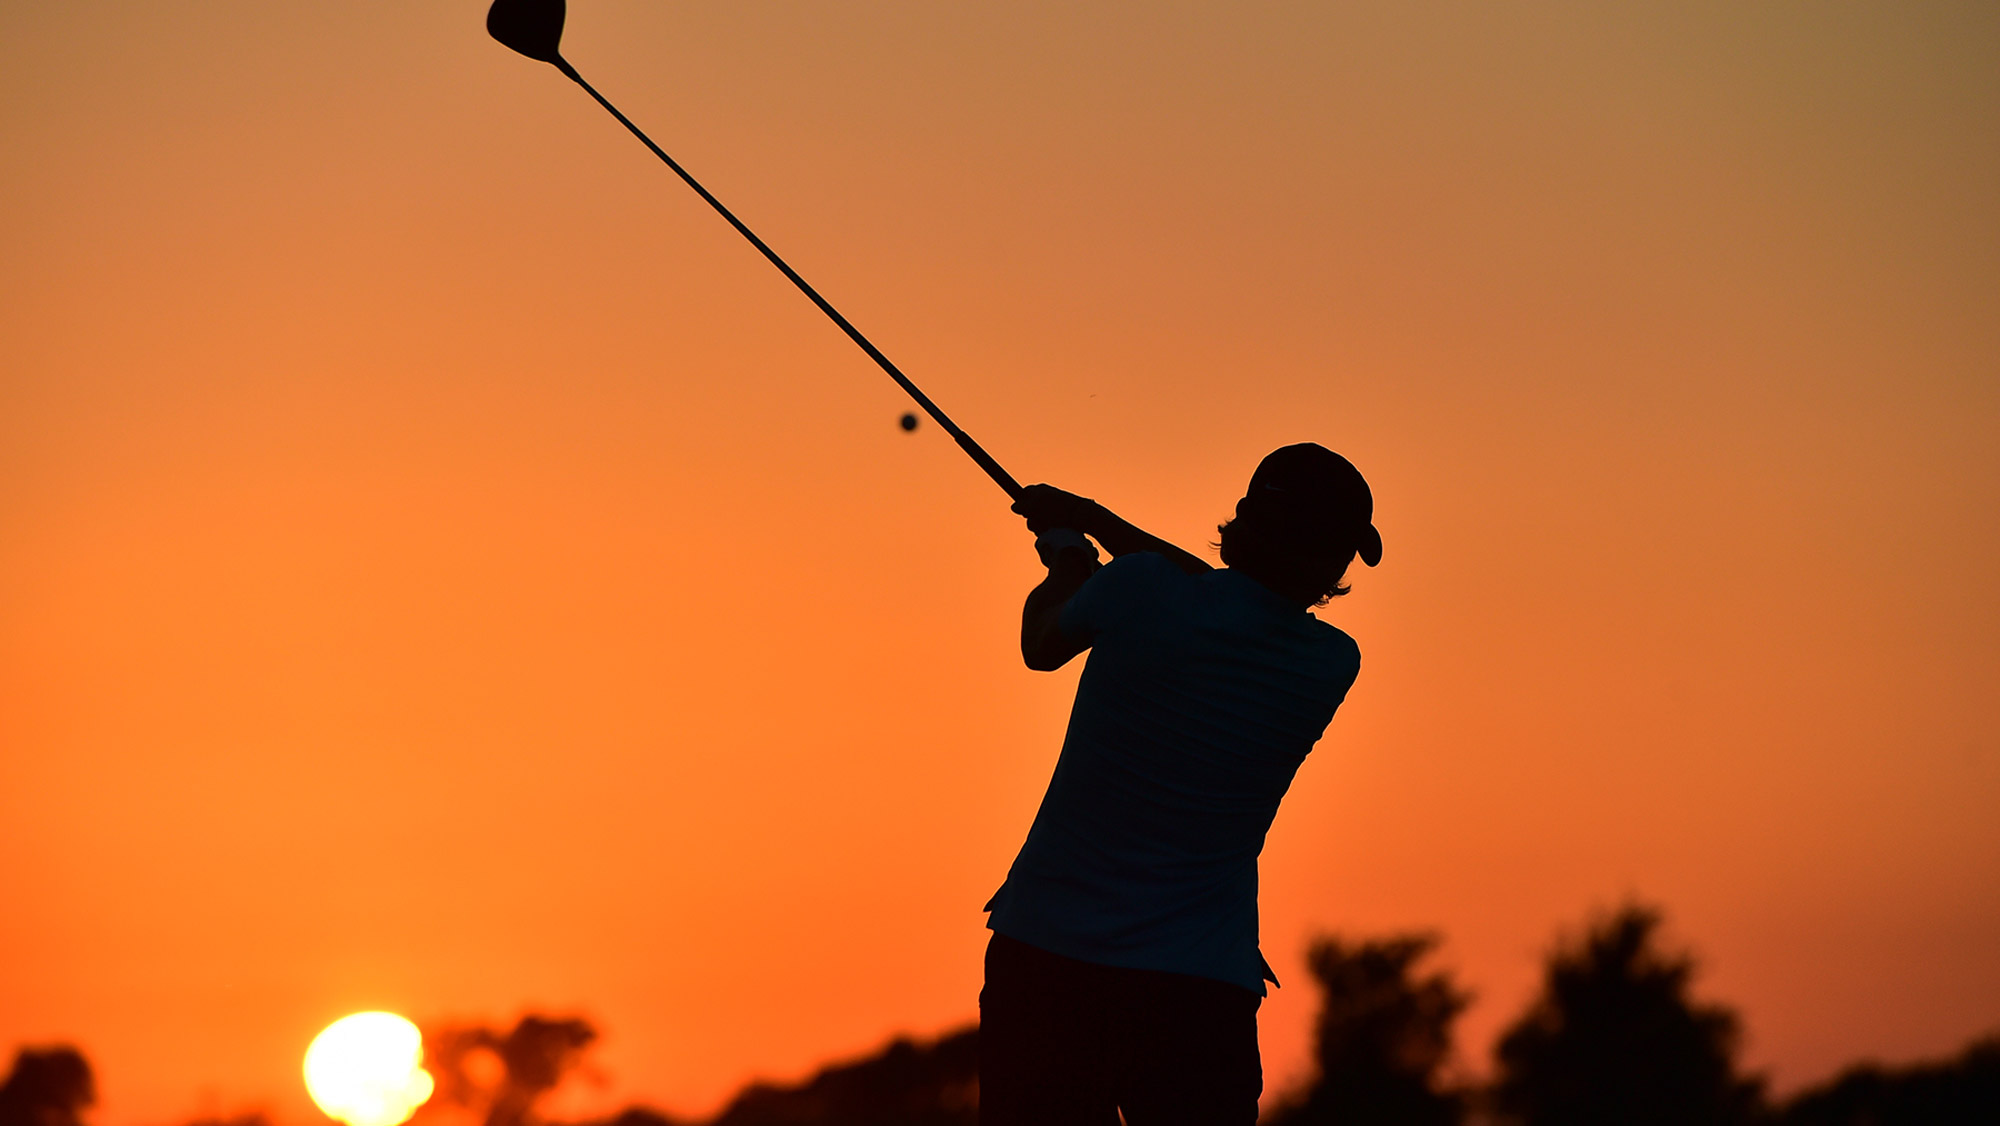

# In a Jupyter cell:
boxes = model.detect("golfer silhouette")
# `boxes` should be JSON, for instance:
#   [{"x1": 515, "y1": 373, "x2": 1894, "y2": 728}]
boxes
[{"x1": 981, "y1": 443, "x2": 1383, "y2": 1126}]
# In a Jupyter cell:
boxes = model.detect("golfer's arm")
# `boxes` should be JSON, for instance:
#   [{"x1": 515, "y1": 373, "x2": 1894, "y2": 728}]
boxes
[
  {"x1": 1087, "y1": 505, "x2": 1212, "y2": 576},
  {"x1": 1021, "y1": 553, "x2": 1095, "y2": 672}
]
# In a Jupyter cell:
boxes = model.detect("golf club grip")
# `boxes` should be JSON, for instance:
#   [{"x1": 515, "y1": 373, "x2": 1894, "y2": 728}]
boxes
[{"x1": 560, "y1": 62, "x2": 1024, "y2": 503}]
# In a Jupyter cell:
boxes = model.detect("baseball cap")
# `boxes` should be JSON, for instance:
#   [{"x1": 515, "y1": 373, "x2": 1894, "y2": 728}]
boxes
[{"x1": 1236, "y1": 443, "x2": 1383, "y2": 567}]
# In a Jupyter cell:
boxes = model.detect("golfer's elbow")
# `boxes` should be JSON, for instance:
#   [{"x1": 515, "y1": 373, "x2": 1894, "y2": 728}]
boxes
[
  {"x1": 1021, "y1": 575, "x2": 1087, "y2": 670},
  {"x1": 1021, "y1": 620, "x2": 1085, "y2": 671},
  {"x1": 1020, "y1": 624, "x2": 1053, "y2": 670},
  {"x1": 1024, "y1": 649, "x2": 1076, "y2": 673},
  {"x1": 1022, "y1": 641, "x2": 1069, "y2": 672}
]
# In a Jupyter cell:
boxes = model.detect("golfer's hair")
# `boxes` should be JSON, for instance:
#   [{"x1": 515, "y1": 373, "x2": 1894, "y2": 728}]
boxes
[{"x1": 1216, "y1": 516, "x2": 1352, "y2": 607}]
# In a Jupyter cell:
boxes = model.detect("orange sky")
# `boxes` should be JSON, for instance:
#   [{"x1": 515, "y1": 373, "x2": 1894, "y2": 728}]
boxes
[{"x1": 3, "y1": 1, "x2": 1996, "y2": 1122}]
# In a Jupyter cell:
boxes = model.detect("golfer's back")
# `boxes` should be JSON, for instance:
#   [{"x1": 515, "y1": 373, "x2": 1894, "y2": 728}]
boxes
[{"x1": 986, "y1": 551, "x2": 1360, "y2": 994}]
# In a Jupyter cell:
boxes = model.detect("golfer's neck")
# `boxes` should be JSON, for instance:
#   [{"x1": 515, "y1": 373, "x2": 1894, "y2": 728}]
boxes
[{"x1": 1230, "y1": 566, "x2": 1317, "y2": 612}]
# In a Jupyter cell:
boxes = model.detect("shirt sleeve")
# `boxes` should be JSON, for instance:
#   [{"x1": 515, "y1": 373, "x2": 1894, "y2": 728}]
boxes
[{"x1": 1057, "y1": 552, "x2": 1181, "y2": 644}]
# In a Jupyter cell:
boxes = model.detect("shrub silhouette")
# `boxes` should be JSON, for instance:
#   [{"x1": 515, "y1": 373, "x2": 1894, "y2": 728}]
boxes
[
  {"x1": 561, "y1": 1027, "x2": 976, "y2": 1126},
  {"x1": 704, "y1": 1027, "x2": 976, "y2": 1126},
  {"x1": 1773, "y1": 1032, "x2": 2000, "y2": 1126}
]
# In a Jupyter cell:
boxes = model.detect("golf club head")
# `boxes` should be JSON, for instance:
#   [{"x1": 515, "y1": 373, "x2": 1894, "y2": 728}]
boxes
[{"x1": 487, "y1": 0, "x2": 567, "y2": 65}]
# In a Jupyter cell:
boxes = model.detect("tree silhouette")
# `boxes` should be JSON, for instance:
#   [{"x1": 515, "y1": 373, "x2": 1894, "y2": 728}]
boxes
[
  {"x1": 24, "y1": 909, "x2": 1999, "y2": 1126},
  {"x1": 421, "y1": 1016, "x2": 603, "y2": 1126},
  {"x1": 1262, "y1": 934, "x2": 1469, "y2": 1126},
  {"x1": 0, "y1": 1048, "x2": 94, "y2": 1126},
  {"x1": 1490, "y1": 903, "x2": 1762, "y2": 1126}
]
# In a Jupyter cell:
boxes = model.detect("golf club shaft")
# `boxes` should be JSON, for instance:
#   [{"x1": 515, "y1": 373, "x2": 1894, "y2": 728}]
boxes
[{"x1": 555, "y1": 60, "x2": 1023, "y2": 502}]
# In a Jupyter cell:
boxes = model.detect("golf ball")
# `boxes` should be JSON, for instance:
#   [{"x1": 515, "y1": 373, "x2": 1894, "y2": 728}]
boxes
[{"x1": 899, "y1": 412, "x2": 919, "y2": 432}]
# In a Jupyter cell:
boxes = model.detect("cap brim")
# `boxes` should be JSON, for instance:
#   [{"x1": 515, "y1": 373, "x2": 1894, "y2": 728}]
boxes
[{"x1": 1357, "y1": 524, "x2": 1382, "y2": 567}]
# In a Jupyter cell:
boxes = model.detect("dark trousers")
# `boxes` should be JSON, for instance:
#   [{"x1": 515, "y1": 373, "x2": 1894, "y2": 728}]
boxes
[{"x1": 979, "y1": 932, "x2": 1262, "y2": 1126}]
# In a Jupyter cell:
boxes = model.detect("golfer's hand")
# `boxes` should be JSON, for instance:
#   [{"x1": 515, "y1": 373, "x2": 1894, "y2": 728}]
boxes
[
  {"x1": 1012, "y1": 484, "x2": 1101, "y2": 537},
  {"x1": 1033, "y1": 528, "x2": 1101, "y2": 571}
]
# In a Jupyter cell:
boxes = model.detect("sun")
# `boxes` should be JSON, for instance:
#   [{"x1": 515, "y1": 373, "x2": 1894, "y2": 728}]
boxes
[{"x1": 304, "y1": 1012, "x2": 436, "y2": 1126}]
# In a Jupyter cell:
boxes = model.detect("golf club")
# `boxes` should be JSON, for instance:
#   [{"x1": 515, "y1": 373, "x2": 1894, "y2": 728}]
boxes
[{"x1": 486, "y1": 0, "x2": 1023, "y2": 501}]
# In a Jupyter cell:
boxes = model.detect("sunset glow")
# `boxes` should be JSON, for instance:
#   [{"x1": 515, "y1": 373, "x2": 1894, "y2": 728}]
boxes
[{"x1": 303, "y1": 1014, "x2": 434, "y2": 1126}]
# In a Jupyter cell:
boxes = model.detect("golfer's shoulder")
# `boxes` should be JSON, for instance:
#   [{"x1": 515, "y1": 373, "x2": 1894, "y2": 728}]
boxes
[
  {"x1": 1094, "y1": 550, "x2": 1190, "y2": 591},
  {"x1": 1067, "y1": 551, "x2": 1186, "y2": 633},
  {"x1": 1301, "y1": 618, "x2": 1362, "y2": 682}
]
